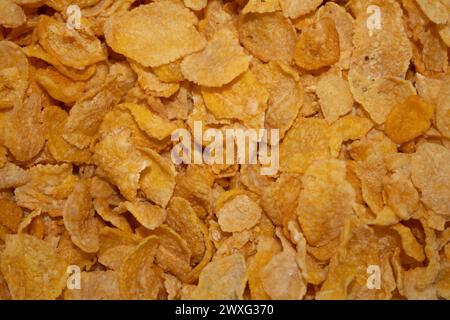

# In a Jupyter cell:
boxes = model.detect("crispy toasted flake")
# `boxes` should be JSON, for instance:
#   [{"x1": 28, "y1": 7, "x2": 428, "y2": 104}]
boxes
[
  {"x1": 104, "y1": 0, "x2": 206, "y2": 68},
  {"x1": 0, "y1": 0, "x2": 25, "y2": 28},
  {"x1": 191, "y1": 254, "x2": 247, "y2": 299},
  {"x1": 239, "y1": 12, "x2": 296, "y2": 64},
  {"x1": 181, "y1": 28, "x2": 250, "y2": 87},
  {"x1": 0, "y1": 234, "x2": 68, "y2": 300},
  {"x1": 280, "y1": 117, "x2": 330, "y2": 174}
]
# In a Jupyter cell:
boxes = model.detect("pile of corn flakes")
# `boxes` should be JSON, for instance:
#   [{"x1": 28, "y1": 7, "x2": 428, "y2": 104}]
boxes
[{"x1": 0, "y1": 0, "x2": 449, "y2": 300}]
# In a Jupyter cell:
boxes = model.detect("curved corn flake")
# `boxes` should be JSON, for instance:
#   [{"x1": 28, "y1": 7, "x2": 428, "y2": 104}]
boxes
[
  {"x1": 153, "y1": 60, "x2": 184, "y2": 83},
  {"x1": 416, "y1": 0, "x2": 448, "y2": 24},
  {"x1": 349, "y1": 72, "x2": 417, "y2": 124},
  {"x1": 93, "y1": 198, "x2": 132, "y2": 233},
  {"x1": 437, "y1": 265, "x2": 450, "y2": 299},
  {"x1": 392, "y1": 223, "x2": 425, "y2": 262},
  {"x1": 436, "y1": 80, "x2": 450, "y2": 138},
  {"x1": 129, "y1": 61, "x2": 179, "y2": 98},
  {"x1": 0, "y1": 199, "x2": 23, "y2": 233},
  {"x1": 173, "y1": 165, "x2": 215, "y2": 219},
  {"x1": 2, "y1": 70, "x2": 27, "y2": 118},
  {"x1": 22, "y1": 44, "x2": 97, "y2": 81},
  {"x1": 316, "y1": 71, "x2": 353, "y2": 124},
  {"x1": 99, "y1": 226, "x2": 140, "y2": 255},
  {"x1": 64, "y1": 270, "x2": 120, "y2": 300},
  {"x1": 35, "y1": 67, "x2": 85, "y2": 104},
  {"x1": 252, "y1": 61, "x2": 303, "y2": 137},
  {"x1": 248, "y1": 236, "x2": 281, "y2": 299},
  {"x1": 104, "y1": 0, "x2": 206, "y2": 68},
  {"x1": 4, "y1": 93, "x2": 44, "y2": 162},
  {"x1": 37, "y1": 16, "x2": 106, "y2": 70},
  {"x1": 261, "y1": 173, "x2": 301, "y2": 227},
  {"x1": 139, "y1": 147, "x2": 176, "y2": 207},
  {"x1": 122, "y1": 200, "x2": 166, "y2": 231},
  {"x1": 98, "y1": 245, "x2": 134, "y2": 270},
  {"x1": 261, "y1": 250, "x2": 306, "y2": 300},
  {"x1": 167, "y1": 197, "x2": 209, "y2": 265},
  {"x1": 216, "y1": 193, "x2": 262, "y2": 233},
  {"x1": 411, "y1": 143, "x2": 450, "y2": 217},
  {"x1": 348, "y1": 130, "x2": 397, "y2": 161},
  {"x1": 0, "y1": 0, "x2": 25, "y2": 28},
  {"x1": 119, "y1": 236, "x2": 164, "y2": 300},
  {"x1": 239, "y1": 12, "x2": 296, "y2": 64},
  {"x1": 350, "y1": 0, "x2": 412, "y2": 80},
  {"x1": 183, "y1": 0, "x2": 207, "y2": 11},
  {"x1": 317, "y1": 2, "x2": 354, "y2": 69},
  {"x1": 416, "y1": 28, "x2": 448, "y2": 75},
  {"x1": 279, "y1": 0, "x2": 322, "y2": 19},
  {"x1": 94, "y1": 129, "x2": 151, "y2": 201},
  {"x1": 191, "y1": 253, "x2": 247, "y2": 299},
  {"x1": 0, "y1": 234, "x2": 67, "y2": 300},
  {"x1": 385, "y1": 95, "x2": 434, "y2": 144},
  {"x1": 147, "y1": 226, "x2": 192, "y2": 280},
  {"x1": 42, "y1": 106, "x2": 92, "y2": 164},
  {"x1": 329, "y1": 115, "x2": 374, "y2": 157},
  {"x1": 181, "y1": 28, "x2": 250, "y2": 87},
  {"x1": 317, "y1": 225, "x2": 398, "y2": 299},
  {"x1": 0, "y1": 162, "x2": 30, "y2": 189},
  {"x1": 294, "y1": 17, "x2": 340, "y2": 71},
  {"x1": 56, "y1": 231, "x2": 96, "y2": 269},
  {"x1": 118, "y1": 103, "x2": 177, "y2": 141},
  {"x1": 63, "y1": 180, "x2": 100, "y2": 253},
  {"x1": 280, "y1": 117, "x2": 330, "y2": 174},
  {"x1": 15, "y1": 164, "x2": 78, "y2": 216},
  {"x1": 63, "y1": 88, "x2": 119, "y2": 149},
  {"x1": 297, "y1": 159, "x2": 355, "y2": 250},
  {"x1": 201, "y1": 71, "x2": 269, "y2": 129},
  {"x1": 242, "y1": 0, "x2": 280, "y2": 14}
]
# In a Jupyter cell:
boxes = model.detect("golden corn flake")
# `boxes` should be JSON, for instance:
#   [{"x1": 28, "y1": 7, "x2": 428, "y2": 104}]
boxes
[
  {"x1": 122, "y1": 200, "x2": 167, "y2": 231},
  {"x1": 98, "y1": 245, "x2": 135, "y2": 271},
  {"x1": 0, "y1": 162, "x2": 30, "y2": 189},
  {"x1": 280, "y1": 117, "x2": 330, "y2": 174},
  {"x1": 42, "y1": 106, "x2": 92, "y2": 164},
  {"x1": 63, "y1": 88, "x2": 119, "y2": 149},
  {"x1": 252, "y1": 61, "x2": 303, "y2": 137},
  {"x1": 35, "y1": 67, "x2": 85, "y2": 104},
  {"x1": 239, "y1": 12, "x2": 296, "y2": 64},
  {"x1": 294, "y1": 17, "x2": 340, "y2": 71},
  {"x1": 181, "y1": 28, "x2": 250, "y2": 87},
  {"x1": 37, "y1": 16, "x2": 106, "y2": 70},
  {"x1": 317, "y1": 2, "x2": 354, "y2": 69},
  {"x1": 0, "y1": 0, "x2": 25, "y2": 28},
  {"x1": 416, "y1": 0, "x2": 448, "y2": 24},
  {"x1": 297, "y1": 159, "x2": 355, "y2": 249},
  {"x1": 153, "y1": 60, "x2": 184, "y2": 83},
  {"x1": 15, "y1": 164, "x2": 78, "y2": 216},
  {"x1": 385, "y1": 95, "x2": 434, "y2": 144},
  {"x1": 411, "y1": 143, "x2": 450, "y2": 217},
  {"x1": 436, "y1": 80, "x2": 450, "y2": 138},
  {"x1": 242, "y1": 0, "x2": 280, "y2": 14},
  {"x1": 104, "y1": 0, "x2": 206, "y2": 68},
  {"x1": 118, "y1": 103, "x2": 177, "y2": 141},
  {"x1": 129, "y1": 61, "x2": 180, "y2": 98},
  {"x1": 279, "y1": 0, "x2": 322, "y2": 19},
  {"x1": 260, "y1": 250, "x2": 306, "y2": 300},
  {"x1": 202, "y1": 71, "x2": 269, "y2": 128},
  {"x1": 191, "y1": 253, "x2": 247, "y2": 299},
  {"x1": 93, "y1": 198, "x2": 132, "y2": 233},
  {"x1": 0, "y1": 234, "x2": 68, "y2": 300},
  {"x1": 119, "y1": 236, "x2": 164, "y2": 300},
  {"x1": 3, "y1": 93, "x2": 45, "y2": 162},
  {"x1": 216, "y1": 193, "x2": 262, "y2": 233},
  {"x1": 349, "y1": 72, "x2": 417, "y2": 124},
  {"x1": 139, "y1": 147, "x2": 177, "y2": 207},
  {"x1": 316, "y1": 71, "x2": 353, "y2": 124},
  {"x1": 350, "y1": 0, "x2": 412, "y2": 80},
  {"x1": 184, "y1": 0, "x2": 207, "y2": 11},
  {"x1": 63, "y1": 180, "x2": 101, "y2": 253}
]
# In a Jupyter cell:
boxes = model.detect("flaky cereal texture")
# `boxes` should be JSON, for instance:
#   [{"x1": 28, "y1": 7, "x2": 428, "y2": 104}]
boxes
[{"x1": 0, "y1": 0, "x2": 449, "y2": 301}]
